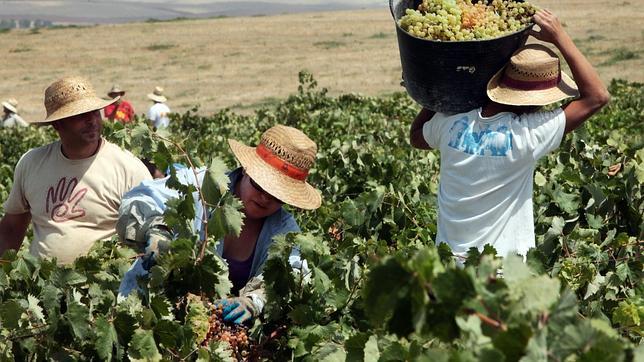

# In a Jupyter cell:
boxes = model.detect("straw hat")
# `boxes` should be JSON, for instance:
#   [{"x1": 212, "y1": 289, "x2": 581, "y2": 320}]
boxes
[
  {"x1": 36, "y1": 76, "x2": 118, "y2": 124},
  {"x1": 2, "y1": 98, "x2": 18, "y2": 113},
  {"x1": 108, "y1": 84, "x2": 126, "y2": 97},
  {"x1": 487, "y1": 44, "x2": 579, "y2": 106},
  {"x1": 147, "y1": 86, "x2": 167, "y2": 103},
  {"x1": 228, "y1": 125, "x2": 322, "y2": 210}
]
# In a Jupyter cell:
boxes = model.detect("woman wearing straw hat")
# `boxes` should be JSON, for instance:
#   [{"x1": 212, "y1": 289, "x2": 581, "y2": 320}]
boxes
[
  {"x1": 104, "y1": 84, "x2": 135, "y2": 124},
  {"x1": 409, "y1": 9, "x2": 609, "y2": 262},
  {"x1": 116, "y1": 124, "x2": 321, "y2": 324},
  {"x1": 0, "y1": 76, "x2": 151, "y2": 264},
  {"x1": 147, "y1": 86, "x2": 171, "y2": 129},
  {"x1": 1, "y1": 98, "x2": 28, "y2": 127}
]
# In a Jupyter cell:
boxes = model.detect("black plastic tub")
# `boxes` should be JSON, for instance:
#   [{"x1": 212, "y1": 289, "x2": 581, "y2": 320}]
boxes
[{"x1": 390, "y1": 0, "x2": 532, "y2": 113}]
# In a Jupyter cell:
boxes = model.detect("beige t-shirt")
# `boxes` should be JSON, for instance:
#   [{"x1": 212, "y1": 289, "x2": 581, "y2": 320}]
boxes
[{"x1": 3, "y1": 139, "x2": 151, "y2": 264}]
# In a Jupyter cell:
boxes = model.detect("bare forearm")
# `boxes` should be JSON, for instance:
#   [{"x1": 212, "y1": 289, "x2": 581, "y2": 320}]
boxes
[
  {"x1": 0, "y1": 213, "x2": 30, "y2": 256},
  {"x1": 0, "y1": 227, "x2": 25, "y2": 256},
  {"x1": 554, "y1": 33, "x2": 609, "y2": 104},
  {"x1": 410, "y1": 108, "x2": 435, "y2": 149}
]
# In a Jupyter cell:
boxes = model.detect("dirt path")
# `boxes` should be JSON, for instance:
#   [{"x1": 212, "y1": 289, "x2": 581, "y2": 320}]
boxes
[{"x1": 1, "y1": 0, "x2": 642, "y2": 121}]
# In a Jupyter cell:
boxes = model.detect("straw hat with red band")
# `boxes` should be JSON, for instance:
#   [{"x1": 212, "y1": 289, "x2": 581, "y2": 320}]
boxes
[
  {"x1": 228, "y1": 124, "x2": 322, "y2": 210},
  {"x1": 487, "y1": 43, "x2": 579, "y2": 106},
  {"x1": 34, "y1": 76, "x2": 118, "y2": 124}
]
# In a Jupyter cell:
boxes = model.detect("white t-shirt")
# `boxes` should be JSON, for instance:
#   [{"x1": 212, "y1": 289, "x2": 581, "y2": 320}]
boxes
[
  {"x1": 3, "y1": 139, "x2": 151, "y2": 264},
  {"x1": 147, "y1": 103, "x2": 171, "y2": 129},
  {"x1": 423, "y1": 108, "x2": 566, "y2": 257}
]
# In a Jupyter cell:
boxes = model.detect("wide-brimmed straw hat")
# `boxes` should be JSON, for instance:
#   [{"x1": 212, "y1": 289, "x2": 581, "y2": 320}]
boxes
[
  {"x1": 35, "y1": 76, "x2": 118, "y2": 124},
  {"x1": 228, "y1": 124, "x2": 322, "y2": 210},
  {"x1": 2, "y1": 98, "x2": 18, "y2": 113},
  {"x1": 107, "y1": 84, "x2": 126, "y2": 97},
  {"x1": 147, "y1": 86, "x2": 167, "y2": 103},
  {"x1": 487, "y1": 44, "x2": 579, "y2": 106}
]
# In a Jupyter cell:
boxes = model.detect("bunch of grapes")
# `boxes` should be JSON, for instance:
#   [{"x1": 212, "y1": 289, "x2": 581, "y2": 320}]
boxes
[
  {"x1": 399, "y1": 0, "x2": 537, "y2": 41},
  {"x1": 202, "y1": 303, "x2": 252, "y2": 360}
]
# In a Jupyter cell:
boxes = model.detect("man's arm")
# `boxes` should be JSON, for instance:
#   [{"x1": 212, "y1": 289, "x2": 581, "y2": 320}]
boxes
[
  {"x1": 409, "y1": 108, "x2": 436, "y2": 149},
  {"x1": 0, "y1": 212, "x2": 31, "y2": 256},
  {"x1": 531, "y1": 9, "x2": 610, "y2": 134}
]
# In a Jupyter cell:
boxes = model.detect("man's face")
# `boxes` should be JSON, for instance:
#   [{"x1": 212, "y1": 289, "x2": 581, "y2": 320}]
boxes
[
  {"x1": 53, "y1": 110, "x2": 103, "y2": 146},
  {"x1": 109, "y1": 93, "x2": 123, "y2": 104}
]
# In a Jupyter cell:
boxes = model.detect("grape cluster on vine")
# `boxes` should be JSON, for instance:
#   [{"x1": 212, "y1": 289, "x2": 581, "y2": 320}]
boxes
[
  {"x1": 399, "y1": 0, "x2": 537, "y2": 41},
  {"x1": 202, "y1": 303, "x2": 252, "y2": 361}
]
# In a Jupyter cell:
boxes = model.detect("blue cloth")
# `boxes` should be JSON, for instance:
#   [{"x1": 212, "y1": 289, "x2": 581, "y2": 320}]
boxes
[{"x1": 117, "y1": 166, "x2": 301, "y2": 299}]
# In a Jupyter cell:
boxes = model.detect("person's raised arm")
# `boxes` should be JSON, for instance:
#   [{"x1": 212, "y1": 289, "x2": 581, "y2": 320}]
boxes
[
  {"x1": 0, "y1": 212, "x2": 31, "y2": 256},
  {"x1": 531, "y1": 9, "x2": 610, "y2": 134},
  {"x1": 410, "y1": 107, "x2": 436, "y2": 149}
]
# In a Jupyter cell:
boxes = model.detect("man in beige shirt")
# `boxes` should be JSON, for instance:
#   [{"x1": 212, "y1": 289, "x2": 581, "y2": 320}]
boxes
[{"x1": 0, "y1": 76, "x2": 151, "y2": 264}]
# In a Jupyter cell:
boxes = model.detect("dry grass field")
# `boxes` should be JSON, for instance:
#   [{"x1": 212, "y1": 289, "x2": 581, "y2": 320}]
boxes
[{"x1": 1, "y1": 0, "x2": 642, "y2": 122}]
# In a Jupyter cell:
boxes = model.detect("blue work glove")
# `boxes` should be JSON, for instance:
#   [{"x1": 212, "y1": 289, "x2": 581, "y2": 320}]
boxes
[
  {"x1": 117, "y1": 258, "x2": 149, "y2": 301},
  {"x1": 141, "y1": 226, "x2": 172, "y2": 270},
  {"x1": 215, "y1": 297, "x2": 258, "y2": 325}
]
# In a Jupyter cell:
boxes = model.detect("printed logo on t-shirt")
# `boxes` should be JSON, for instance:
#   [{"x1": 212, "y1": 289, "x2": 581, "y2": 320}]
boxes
[
  {"x1": 448, "y1": 117, "x2": 513, "y2": 156},
  {"x1": 46, "y1": 177, "x2": 88, "y2": 222}
]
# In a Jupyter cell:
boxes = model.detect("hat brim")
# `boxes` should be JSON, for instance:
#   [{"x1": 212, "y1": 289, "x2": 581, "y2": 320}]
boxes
[
  {"x1": 228, "y1": 139, "x2": 322, "y2": 210},
  {"x1": 486, "y1": 67, "x2": 580, "y2": 106},
  {"x1": 147, "y1": 94, "x2": 167, "y2": 103},
  {"x1": 2, "y1": 102, "x2": 17, "y2": 113},
  {"x1": 36, "y1": 96, "x2": 119, "y2": 124}
]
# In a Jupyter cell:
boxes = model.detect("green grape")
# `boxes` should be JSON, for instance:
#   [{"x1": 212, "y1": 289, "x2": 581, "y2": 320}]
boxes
[{"x1": 399, "y1": 0, "x2": 538, "y2": 41}]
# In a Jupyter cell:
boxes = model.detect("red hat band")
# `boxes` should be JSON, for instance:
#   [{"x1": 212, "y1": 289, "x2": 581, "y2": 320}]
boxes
[
  {"x1": 256, "y1": 143, "x2": 309, "y2": 181},
  {"x1": 500, "y1": 62, "x2": 562, "y2": 91}
]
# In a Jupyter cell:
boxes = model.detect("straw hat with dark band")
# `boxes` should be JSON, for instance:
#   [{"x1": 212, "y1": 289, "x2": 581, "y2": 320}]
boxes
[
  {"x1": 147, "y1": 86, "x2": 167, "y2": 103},
  {"x1": 35, "y1": 76, "x2": 118, "y2": 124},
  {"x1": 228, "y1": 124, "x2": 322, "y2": 210},
  {"x1": 487, "y1": 44, "x2": 579, "y2": 106},
  {"x1": 108, "y1": 85, "x2": 126, "y2": 97},
  {"x1": 2, "y1": 98, "x2": 18, "y2": 113}
]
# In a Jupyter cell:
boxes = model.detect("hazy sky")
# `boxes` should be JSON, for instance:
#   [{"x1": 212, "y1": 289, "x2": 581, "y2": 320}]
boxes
[{"x1": 0, "y1": 0, "x2": 384, "y2": 23}]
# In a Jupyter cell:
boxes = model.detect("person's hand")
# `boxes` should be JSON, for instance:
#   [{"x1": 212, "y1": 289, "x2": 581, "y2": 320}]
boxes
[
  {"x1": 530, "y1": 9, "x2": 568, "y2": 46},
  {"x1": 215, "y1": 297, "x2": 258, "y2": 325},
  {"x1": 141, "y1": 226, "x2": 172, "y2": 270}
]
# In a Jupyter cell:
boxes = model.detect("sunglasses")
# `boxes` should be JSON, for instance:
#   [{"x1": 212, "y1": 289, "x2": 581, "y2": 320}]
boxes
[{"x1": 248, "y1": 176, "x2": 283, "y2": 204}]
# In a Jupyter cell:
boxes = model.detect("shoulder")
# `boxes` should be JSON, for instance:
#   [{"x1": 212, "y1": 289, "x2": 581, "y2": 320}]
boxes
[
  {"x1": 276, "y1": 208, "x2": 301, "y2": 233},
  {"x1": 100, "y1": 140, "x2": 146, "y2": 167},
  {"x1": 518, "y1": 108, "x2": 565, "y2": 124},
  {"x1": 19, "y1": 142, "x2": 58, "y2": 164}
]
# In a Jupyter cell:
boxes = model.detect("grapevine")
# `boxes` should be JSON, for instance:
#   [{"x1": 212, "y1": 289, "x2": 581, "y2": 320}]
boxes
[{"x1": 399, "y1": 0, "x2": 538, "y2": 41}]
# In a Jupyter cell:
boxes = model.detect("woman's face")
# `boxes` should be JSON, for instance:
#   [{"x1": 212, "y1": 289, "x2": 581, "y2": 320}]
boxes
[{"x1": 237, "y1": 173, "x2": 283, "y2": 220}]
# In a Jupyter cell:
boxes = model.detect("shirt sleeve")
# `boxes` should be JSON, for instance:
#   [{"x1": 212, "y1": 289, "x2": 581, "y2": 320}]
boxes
[
  {"x1": 422, "y1": 112, "x2": 447, "y2": 149},
  {"x1": 519, "y1": 108, "x2": 566, "y2": 160},
  {"x1": 3, "y1": 153, "x2": 30, "y2": 214}
]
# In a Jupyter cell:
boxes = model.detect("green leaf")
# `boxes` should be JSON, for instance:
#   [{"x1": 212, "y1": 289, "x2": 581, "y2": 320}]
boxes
[
  {"x1": 363, "y1": 335, "x2": 380, "y2": 362},
  {"x1": 95, "y1": 316, "x2": 118, "y2": 361},
  {"x1": 534, "y1": 171, "x2": 546, "y2": 187},
  {"x1": 201, "y1": 158, "x2": 230, "y2": 205},
  {"x1": 504, "y1": 255, "x2": 560, "y2": 316},
  {"x1": 51, "y1": 268, "x2": 87, "y2": 287},
  {"x1": 519, "y1": 329, "x2": 547, "y2": 362},
  {"x1": 612, "y1": 300, "x2": 642, "y2": 327},
  {"x1": 26, "y1": 294, "x2": 45, "y2": 323},
  {"x1": 65, "y1": 294, "x2": 91, "y2": 340},
  {"x1": 209, "y1": 201, "x2": 244, "y2": 239},
  {"x1": 315, "y1": 343, "x2": 347, "y2": 362},
  {"x1": 0, "y1": 300, "x2": 24, "y2": 329},
  {"x1": 128, "y1": 328, "x2": 162, "y2": 362}
]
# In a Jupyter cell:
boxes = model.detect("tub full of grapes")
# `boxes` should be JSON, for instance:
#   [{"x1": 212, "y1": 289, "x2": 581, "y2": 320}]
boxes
[
  {"x1": 390, "y1": 0, "x2": 537, "y2": 113},
  {"x1": 399, "y1": 0, "x2": 537, "y2": 41}
]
